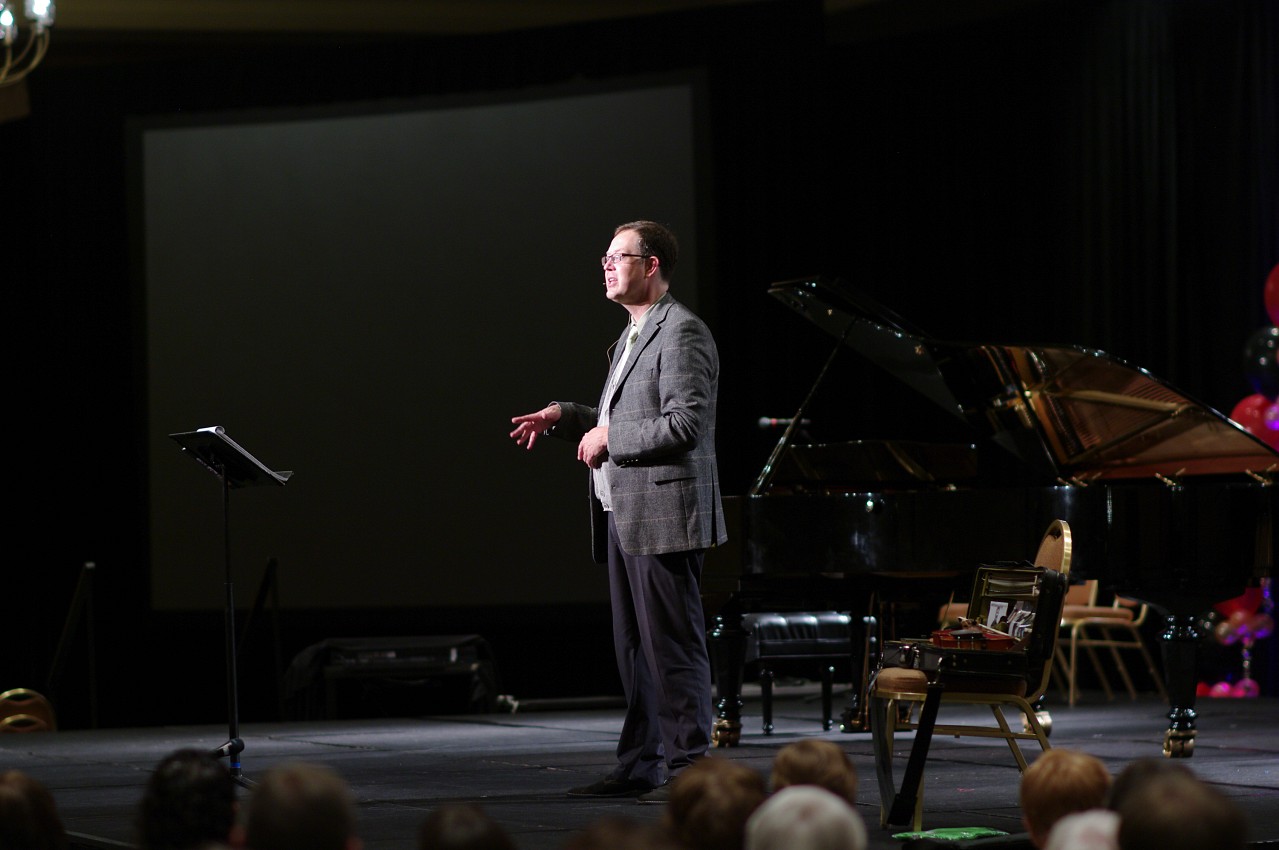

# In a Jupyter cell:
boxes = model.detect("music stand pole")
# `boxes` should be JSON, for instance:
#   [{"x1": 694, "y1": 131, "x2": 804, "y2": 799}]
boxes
[
  {"x1": 210, "y1": 463, "x2": 248, "y2": 786},
  {"x1": 169, "y1": 427, "x2": 292, "y2": 790}
]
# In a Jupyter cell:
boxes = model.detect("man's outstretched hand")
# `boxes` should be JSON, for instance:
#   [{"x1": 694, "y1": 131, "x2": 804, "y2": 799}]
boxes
[{"x1": 509, "y1": 404, "x2": 561, "y2": 450}]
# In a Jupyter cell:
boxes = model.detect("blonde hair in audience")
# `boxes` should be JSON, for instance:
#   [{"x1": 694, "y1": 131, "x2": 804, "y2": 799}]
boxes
[
  {"x1": 1020, "y1": 749, "x2": 1111, "y2": 848},
  {"x1": 663, "y1": 757, "x2": 767, "y2": 850},
  {"x1": 769, "y1": 739, "x2": 857, "y2": 804}
]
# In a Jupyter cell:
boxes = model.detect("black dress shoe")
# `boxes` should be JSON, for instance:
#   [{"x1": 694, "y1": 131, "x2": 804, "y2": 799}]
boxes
[
  {"x1": 566, "y1": 777, "x2": 656, "y2": 798},
  {"x1": 636, "y1": 781, "x2": 673, "y2": 804}
]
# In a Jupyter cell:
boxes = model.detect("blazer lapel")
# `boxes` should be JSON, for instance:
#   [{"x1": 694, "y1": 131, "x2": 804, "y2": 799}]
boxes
[{"x1": 601, "y1": 296, "x2": 672, "y2": 410}]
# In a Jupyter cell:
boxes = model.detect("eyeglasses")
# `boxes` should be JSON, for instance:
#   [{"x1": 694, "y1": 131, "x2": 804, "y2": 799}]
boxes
[{"x1": 601, "y1": 252, "x2": 648, "y2": 268}]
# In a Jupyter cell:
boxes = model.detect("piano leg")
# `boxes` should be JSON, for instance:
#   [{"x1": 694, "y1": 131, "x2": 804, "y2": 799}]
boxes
[
  {"x1": 838, "y1": 613, "x2": 877, "y2": 733},
  {"x1": 708, "y1": 613, "x2": 746, "y2": 747},
  {"x1": 1158, "y1": 610, "x2": 1203, "y2": 757}
]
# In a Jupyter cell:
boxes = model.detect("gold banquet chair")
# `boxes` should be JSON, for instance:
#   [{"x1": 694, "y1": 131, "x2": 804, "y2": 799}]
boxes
[
  {"x1": 0, "y1": 688, "x2": 57, "y2": 733},
  {"x1": 870, "y1": 520, "x2": 1072, "y2": 831},
  {"x1": 936, "y1": 524, "x2": 1073, "y2": 628},
  {"x1": 1053, "y1": 581, "x2": 1166, "y2": 707}
]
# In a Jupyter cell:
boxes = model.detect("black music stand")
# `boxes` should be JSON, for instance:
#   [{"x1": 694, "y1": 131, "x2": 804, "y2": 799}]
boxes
[{"x1": 170, "y1": 426, "x2": 291, "y2": 788}]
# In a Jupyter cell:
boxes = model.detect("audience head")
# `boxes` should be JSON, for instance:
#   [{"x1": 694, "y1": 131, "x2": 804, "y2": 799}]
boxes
[
  {"x1": 663, "y1": 757, "x2": 767, "y2": 850},
  {"x1": 1020, "y1": 749, "x2": 1111, "y2": 848},
  {"x1": 1105, "y1": 757, "x2": 1191, "y2": 811},
  {"x1": 0, "y1": 771, "x2": 68, "y2": 850},
  {"x1": 1114, "y1": 767, "x2": 1246, "y2": 850},
  {"x1": 238, "y1": 761, "x2": 360, "y2": 850},
  {"x1": 769, "y1": 739, "x2": 858, "y2": 804},
  {"x1": 563, "y1": 815, "x2": 682, "y2": 850},
  {"x1": 745, "y1": 785, "x2": 867, "y2": 850},
  {"x1": 136, "y1": 748, "x2": 236, "y2": 850},
  {"x1": 1044, "y1": 809, "x2": 1119, "y2": 850},
  {"x1": 418, "y1": 803, "x2": 515, "y2": 850}
]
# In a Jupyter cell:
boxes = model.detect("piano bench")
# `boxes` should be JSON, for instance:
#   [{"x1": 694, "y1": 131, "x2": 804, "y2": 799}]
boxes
[{"x1": 742, "y1": 611, "x2": 853, "y2": 734}]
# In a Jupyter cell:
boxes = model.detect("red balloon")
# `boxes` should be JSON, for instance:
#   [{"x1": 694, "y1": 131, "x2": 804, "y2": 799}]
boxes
[
  {"x1": 1231, "y1": 394, "x2": 1273, "y2": 437},
  {"x1": 1267, "y1": 262, "x2": 1279, "y2": 327},
  {"x1": 1215, "y1": 587, "x2": 1263, "y2": 619}
]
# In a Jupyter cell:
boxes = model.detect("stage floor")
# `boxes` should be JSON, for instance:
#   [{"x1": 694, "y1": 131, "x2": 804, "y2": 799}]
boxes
[{"x1": 6, "y1": 689, "x2": 1279, "y2": 850}]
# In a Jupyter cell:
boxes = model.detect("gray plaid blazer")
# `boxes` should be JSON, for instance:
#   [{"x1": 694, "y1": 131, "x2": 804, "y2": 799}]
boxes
[{"x1": 551, "y1": 293, "x2": 728, "y2": 563}]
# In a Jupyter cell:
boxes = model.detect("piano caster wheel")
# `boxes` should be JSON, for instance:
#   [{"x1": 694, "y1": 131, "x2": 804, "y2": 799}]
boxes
[
  {"x1": 712, "y1": 719, "x2": 741, "y2": 748},
  {"x1": 838, "y1": 708, "x2": 868, "y2": 733},
  {"x1": 1163, "y1": 730, "x2": 1195, "y2": 758},
  {"x1": 1028, "y1": 710, "x2": 1052, "y2": 737}
]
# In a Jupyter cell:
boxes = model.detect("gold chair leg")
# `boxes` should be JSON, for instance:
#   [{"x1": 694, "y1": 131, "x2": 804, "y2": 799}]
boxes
[
  {"x1": 989, "y1": 706, "x2": 1031, "y2": 771},
  {"x1": 1136, "y1": 637, "x2": 1168, "y2": 699},
  {"x1": 1069, "y1": 630, "x2": 1081, "y2": 706},
  {"x1": 912, "y1": 774, "x2": 924, "y2": 832},
  {"x1": 1051, "y1": 645, "x2": 1071, "y2": 698},
  {"x1": 871, "y1": 694, "x2": 898, "y2": 830},
  {"x1": 1102, "y1": 629, "x2": 1139, "y2": 700},
  {"x1": 1083, "y1": 639, "x2": 1115, "y2": 700}
]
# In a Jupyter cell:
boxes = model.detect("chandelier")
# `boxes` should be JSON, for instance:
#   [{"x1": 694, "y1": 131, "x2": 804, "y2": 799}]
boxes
[{"x1": 0, "y1": 0, "x2": 54, "y2": 88}]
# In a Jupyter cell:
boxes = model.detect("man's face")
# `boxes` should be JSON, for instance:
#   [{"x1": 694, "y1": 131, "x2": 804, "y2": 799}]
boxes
[{"x1": 602, "y1": 230, "x2": 655, "y2": 306}]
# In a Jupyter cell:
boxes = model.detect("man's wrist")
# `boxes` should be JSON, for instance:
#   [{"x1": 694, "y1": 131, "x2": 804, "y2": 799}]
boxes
[{"x1": 543, "y1": 402, "x2": 562, "y2": 433}]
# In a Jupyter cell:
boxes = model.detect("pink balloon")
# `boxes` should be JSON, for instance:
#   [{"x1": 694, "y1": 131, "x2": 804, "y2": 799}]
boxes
[
  {"x1": 1210, "y1": 681, "x2": 1235, "y2": 698},
  {"x1": 1232, "y1": 679, "x2": 1260, "y2": 698},
  {"x1": 1267, "y1": 263, "x2": 1279, "y2": 327},
  {"x1": 1247, "y1": 613, "x2": 1275, "y2": 640},
  {"x1": 1264, "y1": 402, "x2": 1279, "y2": 449}
]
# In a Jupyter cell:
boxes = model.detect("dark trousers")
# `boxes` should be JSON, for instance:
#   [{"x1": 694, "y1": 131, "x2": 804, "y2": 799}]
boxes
[{"x1": 606, "y1": 512, "x2": 713, "y2": 785}]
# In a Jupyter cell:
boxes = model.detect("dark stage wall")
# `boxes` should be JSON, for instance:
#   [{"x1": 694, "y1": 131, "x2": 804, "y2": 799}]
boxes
[
  {"x1": 3, "y1": 0, "x2": 1275, "y2": 728},
  {"x1": 140, "y1": 82, "x2": 701, "y2": 613}
]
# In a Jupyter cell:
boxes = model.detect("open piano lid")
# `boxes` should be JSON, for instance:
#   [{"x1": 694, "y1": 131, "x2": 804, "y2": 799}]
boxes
[{"x1": 769, "y1": 276, "x2": 1279, "y2": 483}]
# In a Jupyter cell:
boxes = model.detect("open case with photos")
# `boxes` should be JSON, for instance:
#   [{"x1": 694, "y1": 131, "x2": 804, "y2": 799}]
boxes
[{"x1": 879, "y1": 563, "x2": 1067, "y2": 678}]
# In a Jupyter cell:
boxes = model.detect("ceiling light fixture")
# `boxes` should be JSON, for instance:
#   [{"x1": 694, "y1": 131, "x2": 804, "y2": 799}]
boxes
[{"x1": 0, "y1": 0, "x2": 54, "y2": 88}]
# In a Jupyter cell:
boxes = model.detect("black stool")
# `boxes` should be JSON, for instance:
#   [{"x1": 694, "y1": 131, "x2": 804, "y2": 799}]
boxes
[{"x1": 742, "y1": 611, "x2": 852, "y2": 734}]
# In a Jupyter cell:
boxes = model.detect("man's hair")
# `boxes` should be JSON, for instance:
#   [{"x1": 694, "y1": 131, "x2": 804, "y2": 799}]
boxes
[
  {"x1": 745, "y1": 785, "x2": 867, "y2": 850},
  {"x1": 243, "y1": 762, "x2": 357, "y2": 850},
  {"x1": 1019, "y1": 748, "x2": 1111, "y2": 846},
  {"x1": 1116, "y1": 769, "x2": 1247, "y2": 850},
  {"x1": 769, "y1": 739, "x2": 858, "y2": 804},
  {"x1": 614, "y1": 220, "x2": 678, "y2": 282},
  {"x1": 135, "y1": 748, "x2": 235, "y2": 850},
  {"x1": 663, "y1": 757, "x2": 767, "y2": 850},
  {"x1": 0, "y1": 770, "x2": 69, "y2": 850},
  {"x1": 418, "y1": 803, "x2": 515, "y2": 850}
]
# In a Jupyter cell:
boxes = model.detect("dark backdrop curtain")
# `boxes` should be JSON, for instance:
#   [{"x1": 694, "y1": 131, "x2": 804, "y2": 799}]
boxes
[
  {"x1": 800, "y1": 0, "x2": 1277, "y2": 447},
  {"x1": 1078, "y1": 0, "x2": 1278, "y2": 412}
]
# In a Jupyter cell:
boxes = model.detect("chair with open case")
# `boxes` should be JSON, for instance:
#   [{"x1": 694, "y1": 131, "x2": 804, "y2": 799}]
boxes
[{"x1": 869, "y1": 519, "x2": 1071, "y2": 831}]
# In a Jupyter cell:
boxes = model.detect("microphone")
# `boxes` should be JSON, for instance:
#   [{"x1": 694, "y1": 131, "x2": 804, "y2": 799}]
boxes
[{"x1": 757, "y1": 417, "x2": 812, "y2": 430}]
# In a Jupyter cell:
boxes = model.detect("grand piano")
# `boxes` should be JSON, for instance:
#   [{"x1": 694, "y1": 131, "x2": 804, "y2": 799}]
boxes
[{"x1": 709, "y1": 276, "x2": 1277, "y2": 755}]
